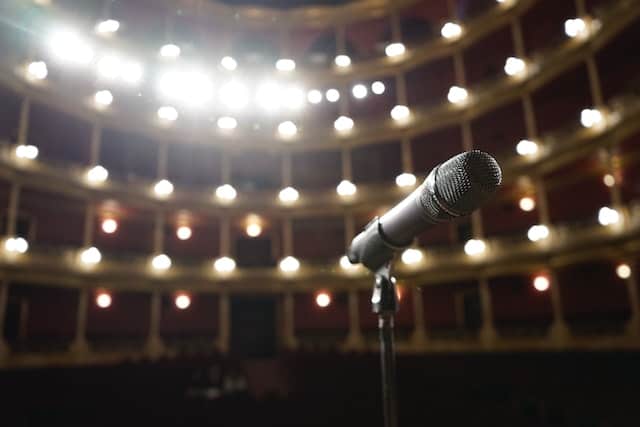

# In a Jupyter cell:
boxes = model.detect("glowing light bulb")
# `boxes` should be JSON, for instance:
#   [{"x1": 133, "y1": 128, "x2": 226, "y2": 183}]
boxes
[
  {"x1": 516, "y1": 139, "x2": 539, "y2": 156},
  {"x1": 151, "y1": 254, "x2": 171, "y2": 270},
  {"x1": 519, "y1": 196, "x2": 536, "y2": 212},
  {"x1": 352, "y1": 84, "x2": 368, "y2": 99},
  {"x1": 533, "y1": 275, "x2": 550, "y2": 292},
  {"x1": 4, "y1": 237, "x2": 28, "y2": 254},
  {"x1": 86, "y1": 165, "x2": 108, "y2": 184},
  {"x1": 401, "y1": 248, "x2": 423, "y2": 265},
  {"x1": 278, "y1": 121, "x2": 297, "y2": 138},
  {"x1": 580, "y1": 108, "x2": 603, "y2": 128},
  {"x1": 616, "y1": 263, "x2": 631, "y2": 279},
  {"x1": 603, "y1": 174, "x2": 615, "y2": 188},
  {"x1": 564, "y1": 18, "x2": 587, "y2": 38},
  {"x1": 335, "y1": 55, "x2": 351, "y2": 68},
  {"x1": 175, "y1": 293, "x2": 191, "y2": 310},
  {"x1": 598, "y1": 206, "x2": 620, "y2": 226},
  {"x1": 49, "y1": 30, "x2": 94, "y2": 65},
  {"x1": 246, "y1": 223, "x2": 262, "y2": 238},
  {"x1": 441, "y1": 22, "x2": 462, "y2": 39},
  {"x1": 220, "y1": 56, "x2": 237, "y2": 71},
  {"x1": 215, "y1": 184, "x2": 237, "y2": 202},
  {"x1": 154, "y1": 179, "x2": 174, "y2": 197},
  {"x1": 371, "y1": 81, "x2": 385, "y2": 95},
  {"x1": 276, "y1": 58, "x2": 296, "y2": 72},
  {"x1": 334, "y1": 116, "x2": 354, "y2": 132},
  {"x1": 217, "y1": 116, "x2": 237, "y2": 130},
  {"x1": 94, "y1": 90, "x2": 113, "y2": 107},
  {"x1": 326, "y1": 88, "x2": 340, "y2": 103},
  {"x1": 504, "y1": 57, "x2": 526, "y2": 76},
  {"x1": 527, "y1": 224, "x2": 550, "y2": 242},
  {"x1": 96, "y1": 292, "x2": 112, "y2": 308},
  {"x1": 96, "y1": 19, "x2": 120, "y2": 34},
  {"x1": 14, "y1": 144, "x2": 39, "y2": 160},
  {"x1": 26, "y1": 61, "x2": 48, "y2": 80},
  {"x1": 157, "y1": 106, "x2": 178, "y2": 121},
  {"x1": 464, "y1": 239, "x2": 486, "y2": 256},
  {"x1": 279, "y1": 256, "x2": 300, "y2": 273},
  {"x1": 80, "y1": 246, "x2": 102, "y2": 265},
  {"x1": 214, "y1": 256, "x2": 236, "y2": 273},
  {"x1": 279, "y1": 186, "x2": 299, "y2": 203},
  {"x1": 315, "y1": 292, "x2": 331, "y2": 308},
  {"x1": 395, "y1": 173, "x2": 417, "y2": 188},
  {"x1": 176, "y1": 226, "x2": 192, "y2": 240},
  {"x1": 385, "y1": 42, "x2": 406, "y2": 57},
  {"x1": 307, "y1": 89, "x2": 323, "y2": 104},
  {"x1": 447, "y1": 86, "x2": 468, "y2": 104},
  {"x1": 390, "y1": 105, "x2": 410, "y2": 122},
  {"x1": 160, "y1": 44, "x2": 181, "y2": 58},
  {"x1": 336, "y1": 180, "x2": 357, "y2": 197},
  {"x1": 101, "y1": 218, "x2": 117, "y2": 234}
]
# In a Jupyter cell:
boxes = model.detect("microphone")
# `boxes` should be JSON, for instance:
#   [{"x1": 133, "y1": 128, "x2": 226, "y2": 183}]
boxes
[{"x1": 347, "y1": 150, "x2": 502, "y2": 271}]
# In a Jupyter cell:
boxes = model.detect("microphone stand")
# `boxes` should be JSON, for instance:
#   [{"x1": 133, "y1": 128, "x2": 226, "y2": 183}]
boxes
[{"x1": 372, "y1": 263, "x2": 399, "y2": 427}]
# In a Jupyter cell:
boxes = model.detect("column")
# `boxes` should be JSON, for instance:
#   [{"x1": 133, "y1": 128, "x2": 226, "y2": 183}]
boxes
[
  {"x1": 17, "y1": 97, "x2": 30, "y2": 145},
  {"x1": 146, "y1": 290, "x2": 165, "y2": 357},
  {"x1": 89, "y1": 124, "x2": 102, "y2": 166},
  {"x1": 344, "y1": 289, "x2": 365, "y2": 350},
  {"x1": 548, "y1": 271, "x2": 570, "y2": 343},
  {"x1": 70, "y1": 288, "x2": 90, "y2": 354},
  {"x1": 400, "y1": 138, "x2": 413, "y2": 174},
  {"x1": 624, "y1": 263, "x2": 639, "y2": 337},
  {"x1": 478, "y1": 278, "x2": 497, "y2": 345},
  {"x1": 153, "y1": 211, "x2": 164, "y2": 254},
  {"x1": 0, "y1": 281, "x2": 9, "y2": 358},
  {"x1": 282, "y1": 292, "x2": 298, "y2": 349},
  {"x1": 83, "y1": 204, "x2": 95, "y2": 247},
  {"x1": 216, "y1": 293, "x2": 230, "y2": 354},
  {"x1": 6, "y1": 183, "x2": 20, "y2": 237},
  {"x1": 410, "y1": 286, "x2": 428, "y2": 346}
]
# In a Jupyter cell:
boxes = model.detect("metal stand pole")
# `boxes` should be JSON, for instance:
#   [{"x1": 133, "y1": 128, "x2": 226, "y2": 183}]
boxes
[{"x1": 372, "y1": 264, "x2": 399, "y2": 427}]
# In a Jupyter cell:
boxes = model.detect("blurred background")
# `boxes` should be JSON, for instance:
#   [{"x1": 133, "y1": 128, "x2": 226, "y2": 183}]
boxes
[{"x1": 0, "y1": 0, "x2": 639, "y2": 425}]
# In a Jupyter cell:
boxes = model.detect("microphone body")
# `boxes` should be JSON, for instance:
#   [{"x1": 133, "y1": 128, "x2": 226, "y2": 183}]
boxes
[{"x1": 347, "y1": 150, "x2": 502, "y2": 271}]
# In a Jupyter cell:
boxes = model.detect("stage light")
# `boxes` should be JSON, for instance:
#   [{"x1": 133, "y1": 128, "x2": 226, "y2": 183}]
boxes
[
  {"x1": 616, "y1": 263, "x2": 631, "y2": 279},
  {"x1": 603, "y1": 174, "x2": 616, "y2": 188},
  {"x1": 315, "y1": 291, "x2": 331, "y2": 308},
  {"x1": 80, "y1": 246, "x2": 102, "y2": 265},
  {"x1": 154, "y1": 179, "x2": 174, "y2": 197},
  {"x1": 504, "y1": 57, "x2": 526, "y2": 76},
  {"x1": 371, "y1": 81, "x2": 386, "y2": 95},
  {"x1": 401, "y1": 248, "x2": 423, "y2": 265},
  {"x1": 94, "y1": 90, "x2": 113, "y2": 107},
  {"x1": 15, "y1": 144, "x2": 39, "y2": 160},
  {"x1": 277, "y1": 121, "x2": 297, "y2": 139},
  {"x1": 96, "y1": 19, "x2": 120, "y2": 34},
  {"x1": 217, "y1": 116, "x2": 237, "y2": 130},
  {"x1": 516, "y1": 139, "x2": 538, "y2": 156},
  {"x1": 160, "y1": 44, "x2": 180, "y2": 58},
  {"x1": 395, "y1": 172, "x2": 417, "y2": 188},
  {"x1": 157, "y1": 106, "x2": 178, "y2": 121},
  {"x1": 175, "y1": 293, "x2": 191, "y2": 310},
  {"x1": 158, "y1": 70, "x2": 213, "y2": 107},
  {"x1": 121, "y1": 62, "x2": 143, "y2": 85},
  {"x1": 96, "y1": 291, "x2": 112, "y2": 308},
  {"x1": 441, "y1": 22, "x2": 462, "y2": 40},
  {"x1": 283, "y1": 86, "x2": 305, "y2": 110},
  {"x1": 519, "y1": 196, "x2": 536, "y2": 212},
  {"x1": 246, "y1": 222, "x2": 262, "y2": 238},
  {"x1": 533, "y1": 275, "x2": 550, "y2": 292},
  {"x1": 215, "y1": 184, "x2": 237, "y2": 202},
  {"x1": 96, "y1": 55, "x2": 121, "y2": 80},
  {"x1": 447, "y1": 86, "x2": 468, "y2": 104},
  {"x1": 279, "y1": 186, "x2": 299, "y2": 203},
  {"x1": 101, "y1": 218, "x2": 117, "y2": 234},
  {"x1": 49, "y1": 30, "x2": 94, "y2": 65},
  {"x1": 220, "y1": 56, "x2": 237, "y2": 71},
  {"x1": 4, "y1": 237, "x2": 28, "y2": 254},
  {"x1": 385, "y1": 42, "x2": 406, "y2": 57},
  {"x1": 564, "y1": 18, "x2": 587, "y2": 38},
  {"x1": 279, "y1": 256, "x2": 300, "y2": 273},
  {"x1": 214, "y1": 256, "x2": 236, "y2": 273},
  {"x1": 334, "y1": 116, "x2": 354, "y2": 132},
  {"x1": 527, "y1": 224, "x2": 549, "y2": 242},
  {"x1": 580, "y1": 108, "x2": 603, "y2": 128},
  {"x1": 464, "y1": 239, "x2": 486, "y2": 256},
  {"x1": 219, "y1": 81, "x2": 249, "y2": 110},
  {"x1": 598, "y1": 206, "x2": 620, "y2": 226},
  {"x1": 352, "y1": 84, "x2": 368, "y2": 99},
  {"x1": 307, "y1": 89, "x2": 323, "y2": 104},
  {"x1": 87, "y1": 165, "x2": 109, "y2": 184},
  {"x1": 335, "y1": 55, "x2": 351, "y2": 68},
  {"x1": 176, "y1": 226, "x2": 192, "y2": 240},
  {"x1": 276, "y1": 58, "x2": 296, "y2": 72},
  {"x1": 326, "y1": 88, "x2": 340, "y2": 102},
  {"x1": 26, "y1": 61, "x2": 48, "y2": 80},
  {"x1": 151, "y1": 254, "x2": 172, "y2": 270},
  {"x1": 390, "y1": 105, "x2": 410, "y2": 122},
  {"x1": 336, "y1": 179, "x2": 357, "y2": 197},
  {"x1": 255, "y1": 82, "x2": 282, "y2": 112}
]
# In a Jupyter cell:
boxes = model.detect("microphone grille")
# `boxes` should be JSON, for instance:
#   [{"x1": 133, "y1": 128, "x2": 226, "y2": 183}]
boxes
[{"x1": 428, "y1": 150, "x2": 502, "y2": 216}]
